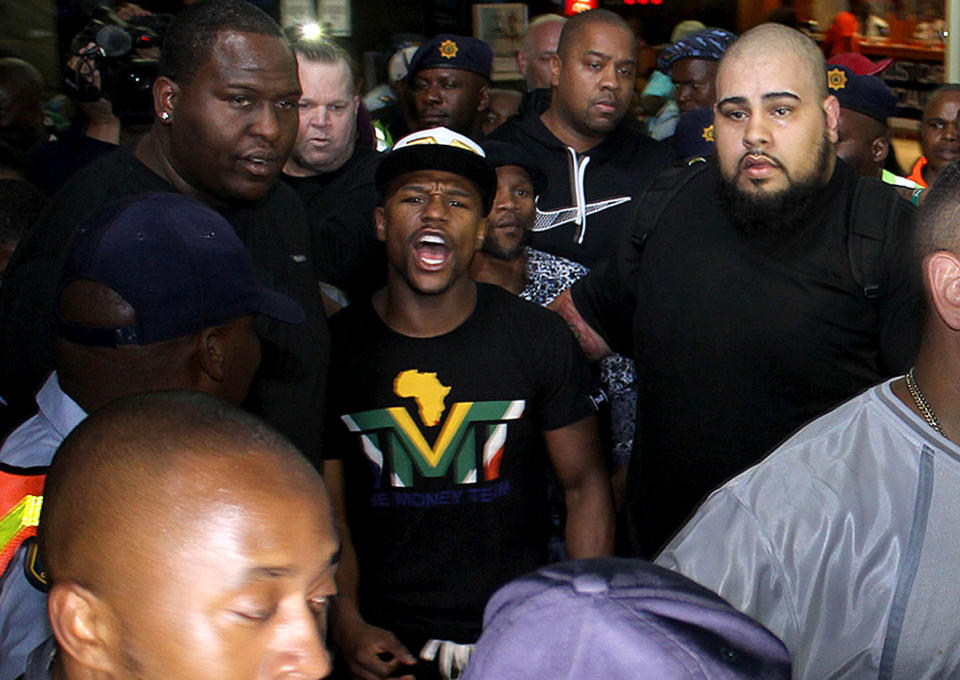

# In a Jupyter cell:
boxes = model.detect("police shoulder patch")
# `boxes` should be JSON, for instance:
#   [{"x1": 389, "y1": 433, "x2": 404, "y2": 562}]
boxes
[{"x1": 23, "y1": 536, "x2": 48, "y2": 592}]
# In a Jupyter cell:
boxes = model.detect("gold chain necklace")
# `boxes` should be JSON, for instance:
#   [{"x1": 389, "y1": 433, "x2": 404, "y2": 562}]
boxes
[{"x1": 905, "y1": 368, "x2": 947, "y2": 437}]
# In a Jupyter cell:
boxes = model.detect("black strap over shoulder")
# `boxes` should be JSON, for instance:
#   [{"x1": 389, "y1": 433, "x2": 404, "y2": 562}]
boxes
[
  {"x1": 629, "y1": 160, "x2": 712, "y2": 253},
  {"x1": 848, "y1": 175, "x2": 901, "y2": 300},
  {"x1": 627, "y1": 162, "x2": 900, "y2": 303}
]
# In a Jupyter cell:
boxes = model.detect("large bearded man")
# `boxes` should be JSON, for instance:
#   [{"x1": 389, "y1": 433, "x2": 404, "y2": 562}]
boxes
[{"x1": 554, "y1": 23, "x2": 923, "y2": 557}]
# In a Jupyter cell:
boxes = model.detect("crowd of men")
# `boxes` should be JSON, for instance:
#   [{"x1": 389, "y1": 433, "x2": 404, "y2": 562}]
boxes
[{"x1": 1, "y1": 1, "x2": 959, "y2": 679}]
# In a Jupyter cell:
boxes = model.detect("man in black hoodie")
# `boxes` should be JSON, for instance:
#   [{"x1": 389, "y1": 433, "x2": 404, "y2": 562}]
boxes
[{"x1": 491, "y1": 9, "x2": 674, "y2": 268}]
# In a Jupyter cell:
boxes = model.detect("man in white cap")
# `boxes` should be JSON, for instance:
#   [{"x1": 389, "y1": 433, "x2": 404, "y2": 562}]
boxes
[{"x1": 323, "y1": 127, "x2": 614, "y2": 680}]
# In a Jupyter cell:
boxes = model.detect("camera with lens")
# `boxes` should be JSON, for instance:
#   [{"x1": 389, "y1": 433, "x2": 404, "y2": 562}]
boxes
[{"x1": 64, "y1": 2, "x2": 171, "y2": 124}]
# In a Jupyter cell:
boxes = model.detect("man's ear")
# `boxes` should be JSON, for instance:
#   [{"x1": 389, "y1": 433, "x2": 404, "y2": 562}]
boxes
[
  {"x1": 476, "y1": 83, "x2": 490, "y2": 113},
  {"x1": 352, "y1": 94, "x2": 360, "y2": 117},
  {"x1": 550, "y1": 54, "x2": 561, "y2": 88},
  {"x1": 48, "y1": 582, "x2": 118, "y2": 674},
  {"x1": 823, "y1": 94, "x2": 841, "y2": 144},
  {"x1": 871, "y1": 135, "x2": 890, "y2": 164},
  {"x1": 516, "y1": 50, "x2": 528, "y2": 77},
  {"x1": 475, "y1": 216, "x2": 487, "y2": 249},
  {"x1": 926, "y1": 251, "x2": 960, "y2": 331},
  {"x1": 153, "y1": 75, "x2": 179, "y2": 124},
  {"x1": 197, "y1": 325, "x2": 226, "y2": 384},
  {"x1": 375, "y1": 206, "x2": 386, "y2": 242}
]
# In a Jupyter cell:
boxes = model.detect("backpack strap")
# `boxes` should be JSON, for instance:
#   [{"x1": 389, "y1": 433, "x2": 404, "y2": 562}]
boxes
[
  {"x1": 848, "y1": 176, "x2": 901, "y2": 301},
  {"x1": 630, "y1": 159, "x2": 712, "y2": 254}
]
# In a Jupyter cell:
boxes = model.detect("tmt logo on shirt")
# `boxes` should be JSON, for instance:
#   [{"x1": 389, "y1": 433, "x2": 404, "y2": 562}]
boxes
[{"x1": 341, "y1": 369, "x2": 524, "y2": 488}]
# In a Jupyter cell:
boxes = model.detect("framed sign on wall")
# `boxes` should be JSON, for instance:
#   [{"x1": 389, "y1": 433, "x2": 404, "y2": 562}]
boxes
[{"x1": 472, "y1": 3, "x2": 528, "y2": 79}]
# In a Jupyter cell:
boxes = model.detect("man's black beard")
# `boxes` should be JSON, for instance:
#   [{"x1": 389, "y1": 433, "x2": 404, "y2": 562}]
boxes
[
  {"x1": 480, "y1": 227, "x2": 530, "y2": 261},
  {"x1": 715, "y1": 139, "x2": 832, "y2": 238}
]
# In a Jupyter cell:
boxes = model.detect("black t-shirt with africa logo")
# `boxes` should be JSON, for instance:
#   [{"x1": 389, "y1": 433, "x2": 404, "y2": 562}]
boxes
[{"x1": 325, "y1": 282, "x2": 594, "y2": 646}]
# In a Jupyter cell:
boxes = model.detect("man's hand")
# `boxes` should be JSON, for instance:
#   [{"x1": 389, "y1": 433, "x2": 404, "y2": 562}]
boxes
[
  {"x1": 337, "y1": 618, "x2": 417, "y2": 680},
  {"x1": 66, "y1": 44, "x2": 121, "y2": 144},
  {"x1": 116, "y1": 2, "x2": 150, "y2": 19},
  {"x1": 420, "y1": 639, "x2": 475, "y2": 679},
  {"x1": 549, "y1": 290, "x2": 612, "y2": 361}
]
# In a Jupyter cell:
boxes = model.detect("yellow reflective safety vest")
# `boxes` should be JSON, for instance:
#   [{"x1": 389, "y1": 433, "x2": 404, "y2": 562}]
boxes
[{"x1": 0, "y1": 467, "x2": 45, "y2": 577}]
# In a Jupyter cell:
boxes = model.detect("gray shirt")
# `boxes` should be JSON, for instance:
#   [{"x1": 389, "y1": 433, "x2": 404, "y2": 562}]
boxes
[{"x1": 657, "y1": 379, "x2": 960, "y2": 679}]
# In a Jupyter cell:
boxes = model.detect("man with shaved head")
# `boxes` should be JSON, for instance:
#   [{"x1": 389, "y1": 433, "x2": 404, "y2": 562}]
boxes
[
  {"x1": 27, "y1": 390, "x2": 339, "y2": 680},
  {"x1": 556, "y1": 22, "x2": 922, "y2": 556},
  {"x1": 0, "y1": 58, "x2": 45, "y2": 152},
  {"x1": 659, "y1": 161, "x2": 960, "y2": 679},
  {"x1": 516, "y1": 14, "x2": 566, "y2": 92},
  {"x1": 0, "y1": 191, "x2": 304, "y2": 680},
  {"x1": 491, "y1": 8, "x2": 674, "y2": 268}
]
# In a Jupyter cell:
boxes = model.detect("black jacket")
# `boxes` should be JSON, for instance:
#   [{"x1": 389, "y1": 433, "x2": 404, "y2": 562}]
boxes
[
  {"x1": 283, "y1": 144, "x2": 385, "y2": 299},
  {"x1": 0, "y1": 143, "x2": 330, "y2": 462},
  {"x1": 572, "y1": 159, "x2": 923, "y2": 556},
  {"x1": 490, "y1": 101, "x2": 675, "y2": 268}
]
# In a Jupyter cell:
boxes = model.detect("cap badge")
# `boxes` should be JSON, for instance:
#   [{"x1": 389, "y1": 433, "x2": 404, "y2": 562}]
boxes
[
  {"x1": 827, "y1": 67, "x2": 847, "y2": 91},
  {"x1": 439, "y1": 39, "x2": 459, "y2": 59}
]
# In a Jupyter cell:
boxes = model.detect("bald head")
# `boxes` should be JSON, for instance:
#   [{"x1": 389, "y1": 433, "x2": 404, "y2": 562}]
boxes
[
  {"x1": 42, "y1": 390, "x2": 331, "y2": 585},
  {"x1": 912, "y1": 162, "x2": 960, "y2": 341},
  {"x1": 720, "y1": 23, "x2": 827, "y2": 100},
  {"x1": 0, "y1": 58, "x2": 45, "y2": 150},
  {"x1": 712, "y1": 21, "x2": 837, "y2": 235},
  {"x1": 557, "y1": 9, "x2": 633, "y2": 60},
  {"x1": 42, "y1": 391, "x2": 338, "y2": 680},
  {"x1": 524, "y1": 14, "x2": 567, "y2": 55},
  {"x1": 520, "y1": 15, "x2": 566, "y2": 90}
]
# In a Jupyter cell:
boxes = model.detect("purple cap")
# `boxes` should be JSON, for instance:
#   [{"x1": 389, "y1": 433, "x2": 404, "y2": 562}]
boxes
[
  {"x1": 462, "y1": 558, "x2": 791, "y2": 680},
  {"x1": 59, "y1": 192, "x2": 304, "y2": 346}
]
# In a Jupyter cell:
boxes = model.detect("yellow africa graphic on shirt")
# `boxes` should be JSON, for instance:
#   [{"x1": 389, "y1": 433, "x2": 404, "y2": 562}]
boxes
[{"x1": 341, "y1": 369, "x2": 525, "y2": 487}]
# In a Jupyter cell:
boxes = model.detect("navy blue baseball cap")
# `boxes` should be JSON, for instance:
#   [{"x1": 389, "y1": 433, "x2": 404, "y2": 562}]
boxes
[
  {"x1": 658, "y1": 27, "x2": 737, "y2": 74},
  {"x1": 827, "y1": 64, "x2": 899, "y2": 123},
  {"x1": 462, "y1": 558, "x2": 792, "y2": 680},
  {"x1": 480, "y1": 141, "x2": 547, "y2": 196},
  {"x1": 59, "y1": 192, "x2": 304, "y2": 347},
  {"x1": 408, "y1": 34, "x2": 493, "y2": 82}
]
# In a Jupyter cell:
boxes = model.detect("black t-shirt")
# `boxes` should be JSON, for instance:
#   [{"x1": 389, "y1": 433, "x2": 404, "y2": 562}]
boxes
[
  {"x1": 0, "y1": 142, "x2": 329, "y2": 461},
  {"x1": 573, "y1": 159, "x2": 923, "y2": 557},
  {"x1": 325, "y1": 283, "x2": 593, "y2": 645},
  {"x1": 282, "y1": 145, "x2": 385, "y2": 299}
]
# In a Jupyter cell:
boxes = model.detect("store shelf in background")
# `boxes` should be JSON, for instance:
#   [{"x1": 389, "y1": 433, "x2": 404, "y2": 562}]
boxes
[
  {"x1": 860, "y1": 39, "x2": 945, "y2": 63},
  {"x1": 877, "y1": 54, "x2": 944, "y2": 120}
]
